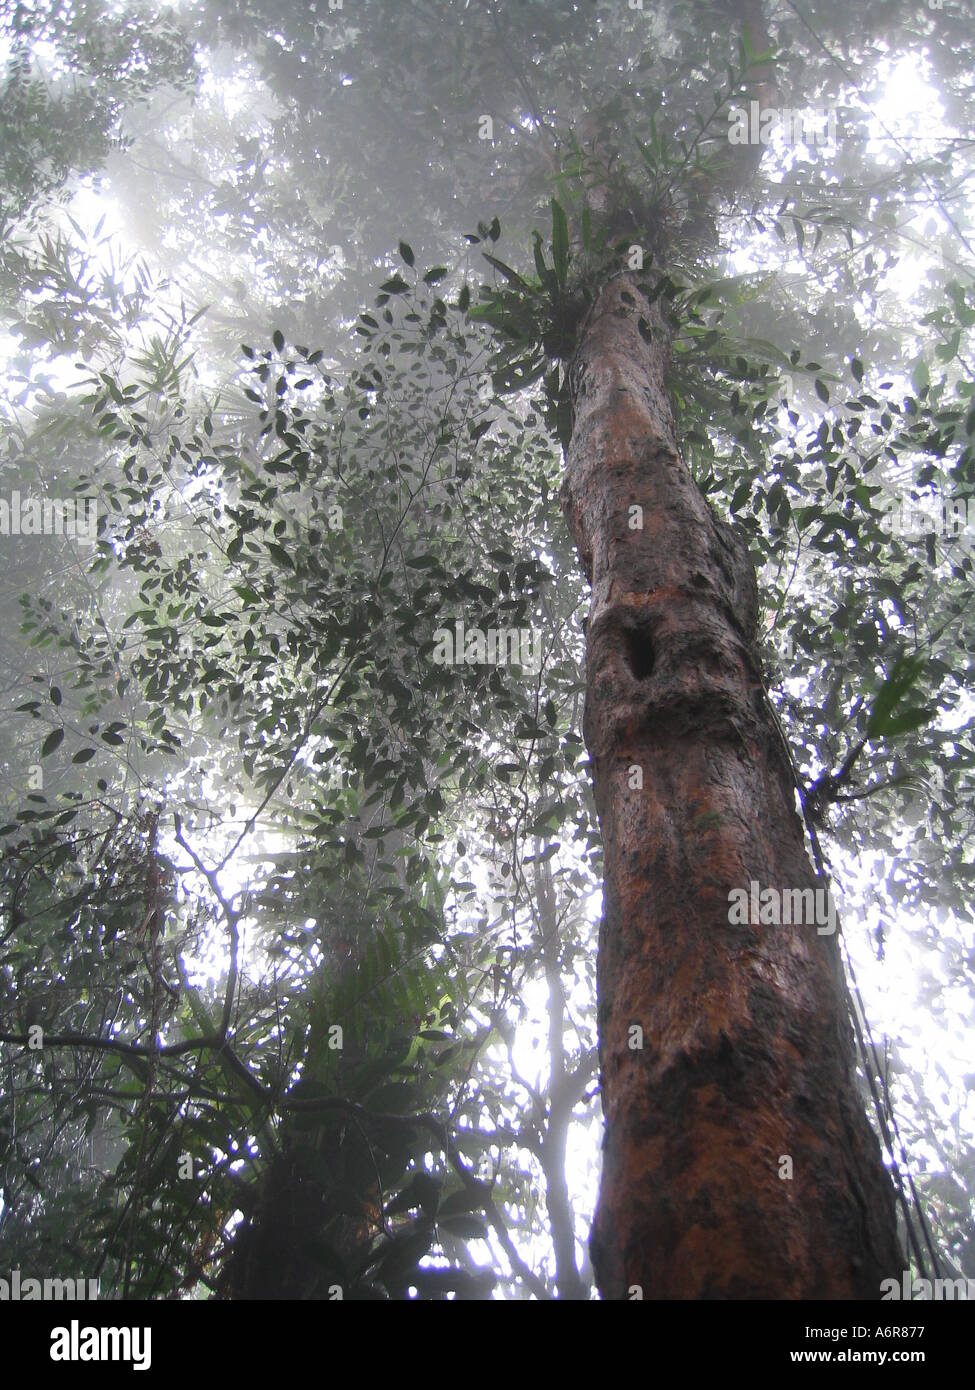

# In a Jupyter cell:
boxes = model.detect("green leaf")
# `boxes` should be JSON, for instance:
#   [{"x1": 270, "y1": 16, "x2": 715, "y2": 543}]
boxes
[
  {"x1": 794, "y1": 504, "x2": 823, "y2": 530},
  {"x1": 468, "y1": 300, "x2": 532, "y2": 339},
  {"x1": 729, "y1": 482, "x2": 751, "y2": 513},
  {"x1": 491, "y1": 355, "x2": 545, "y2": 394},
  {"x1": 267, "y1": 543, "x2": 295, "y2": 570},
  {"x1": 437, "y1": 1188, "x2": 483, "y2": 1219},
  {"x1": 438, "y1": 1213, "x2": 488, "y2": 1241},
  {"x1": 551, "y1": 198, "x2": 569, "y2": 287},
  {"x1": 532, "y1": 231, "x2": 557, "y2": 293},
  {"x1": 272, "y1": 328, "x2": 285, "y2": 352},
  {"x1": 398, "y1": 241, "x2": 415, "y2": 267},
  {"x1": 878, "y1": 705, "x2": 937, "y2": 738},
  {"x1": 379, "y1": 274, "x2": 410, "y2": 295},
  {"x1": 912, "y1": 358, "x2": 930, "y2": 395},
  {"x1": 482, "y1": 253, "x2": 531, "y2": 290},
  {"x1": 41, "y1": 728, "x2": 64, "y2": 757},
  {"x1": 814, "y1": 378, "x2": 830, "y2": 403},
  {"x1": 866, "y1": 655, "x2": 925, "y2": 738}
]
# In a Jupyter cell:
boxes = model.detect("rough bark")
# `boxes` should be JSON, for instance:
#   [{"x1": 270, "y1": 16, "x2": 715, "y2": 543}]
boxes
[{"x1": 560, "y1": 275, "x2": 902, "y2": 1299}]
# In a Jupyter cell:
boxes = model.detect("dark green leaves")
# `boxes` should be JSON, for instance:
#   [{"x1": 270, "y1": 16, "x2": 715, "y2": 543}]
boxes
[
  {"x1": 379, "y1": 274, "x2": 410, "y2": 295},
  {"x1": 482, "y1": 253, "x2": 531, "y2": 290},
  {"x1": 41, "y1": 728, "x2": 64, "y2": 757},
  {"x1": 532, "y1": 230, "x2": 551, "y2": 286},
  {"x1": 551, "y1": 198, "x2": 569, "y2": 288},
  {"x1": 491, "y1": 353, "x2": 545, "y2": 394},
  {"x1": 866, "y1": 656, "x2": 936, "y2": 739}
]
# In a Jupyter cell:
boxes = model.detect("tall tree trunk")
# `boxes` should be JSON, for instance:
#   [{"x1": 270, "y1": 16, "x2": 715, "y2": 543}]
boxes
[{"x1": 560, "y1": 275, "x2": 903, "y2": 1299}]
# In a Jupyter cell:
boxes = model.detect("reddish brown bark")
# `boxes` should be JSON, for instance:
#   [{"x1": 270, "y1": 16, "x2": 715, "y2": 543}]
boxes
[{"x1": 561, "y1": 277, "x2": 902, "y2": 1298}]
